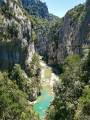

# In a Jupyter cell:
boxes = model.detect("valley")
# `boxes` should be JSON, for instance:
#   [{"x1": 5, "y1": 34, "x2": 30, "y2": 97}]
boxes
[
  {"x1": 0, "y1": 0, "x2": 90, "y2": 120},
  {"x1": 34, "y1": 57, "x2": 59, "y2": 119}
]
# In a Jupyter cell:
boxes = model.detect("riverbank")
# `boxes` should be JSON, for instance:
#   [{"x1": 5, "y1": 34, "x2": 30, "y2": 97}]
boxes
[
  {"x1": 40, "y1": 57, "x2": 59, "y2": 87},
  {"x1": 33, "y1": 56, "x2": 59, "y2": 119},
  {"x1": 34, "y1": 82, "x2": 54, "y2": 119}
]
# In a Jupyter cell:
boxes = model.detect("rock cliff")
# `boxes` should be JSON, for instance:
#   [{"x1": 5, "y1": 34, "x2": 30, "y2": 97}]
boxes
[
  {"x1": 0, "y1": 0, "x2": 35, "y2": 71},
  {"x1": 21, "y1": 0, "x2": 59, "y2": 56},
  {"x1": 22, "y1": 0, "x2": 58, "y2": 23},
  {"x1": 46, "y1": 3, "x2": 90, "y2": 67},
  {"x1": 0, "y1": 0, "x2": 42, "y2": 101}
]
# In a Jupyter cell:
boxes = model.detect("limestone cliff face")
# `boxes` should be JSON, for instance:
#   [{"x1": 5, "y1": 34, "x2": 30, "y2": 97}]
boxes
[
  {"x1": 46, "y1": 3, "x2": 90, "y2": 66},
  {"x1": 22, "y1": 0, "x2": 49, "y2": 19},
  {"x1": 22, "y1": 0, "x2": 58, "y2": 23},
  {"x1": 21, "y1": 0, "x2": 59, "y2": 56},
  {"x1": 0, "y1": 0, "x2": 35, "y2": 71}
]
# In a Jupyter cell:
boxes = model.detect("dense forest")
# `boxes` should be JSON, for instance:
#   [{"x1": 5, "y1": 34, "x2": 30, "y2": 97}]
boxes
[
  {"x1": 0, "y1": 53, "x2": 41, "y2": 120},
  {"x1": 46, "y1": 46, "x2": 90, "y2": 120}
]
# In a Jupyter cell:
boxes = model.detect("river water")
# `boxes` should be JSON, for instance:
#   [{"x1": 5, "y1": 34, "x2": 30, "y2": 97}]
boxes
[
  {"x1": 34, "y1": 83, "x2": 54, "y2": 118},
  {"x1": 34, "y1": 59, "x2": 59, "y2": 119}
]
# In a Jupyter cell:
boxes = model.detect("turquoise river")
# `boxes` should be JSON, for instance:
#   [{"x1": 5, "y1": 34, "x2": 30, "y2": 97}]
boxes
[
  {"x1": 34, "y1": 83, "x2": 54, "y2": 119},
  {"x1": 34, "y1": 59, "x2": 59, "y2": 119}
]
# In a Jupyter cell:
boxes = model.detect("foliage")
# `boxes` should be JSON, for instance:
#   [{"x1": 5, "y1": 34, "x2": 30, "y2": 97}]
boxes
[
  {"x1": 22, "y1": 0, "x2": 50, "y2": 30},
  {"x1": 62, "y1": 54, "x2": 81, "y2": 72},
  {"x1": 27, "y1": 53, "x2": 40, "y2": 77},
  {"x1": 18, "y1": 0, "x2": 21, "y2": 6},
  {"x1": 49, "y1": 18, "x2": 64, "y2": 49},
  {"x1": 10, "y1": 64, "x2": 27, "y2": 92},
  {"x1": 46, "y1": 50, "x2": 90, "y2": 120},
  {"x1": 74, "y1": 86, "x2": 90, "y2": 120},
  {"x1": 22, "y1": 0, "x2": 58, "y2": 23},
  {"x1": 0, "y1": 1, "x2": 13, "y2": 19},
  {"x1": 10, "y1": 63, "x2": 41, "y2": 101},
  {"x1": 32, "y1": 30, "x2": 39, "y2": 44},
  {"x1": 79, "y1": 48, "x2": 90, "y2": 84},
  {"x1": 0, "y1": 25, "x2": 18, "y2": 42},
  {"x1": 79, "y1": 86, "x2": 90, "y2": 115},
  {"x1": 26, "y1": 53, "x2": 41, "y2": 100},
  {"x1": 0, "y1": 71, "x2": 40, "y2": 120},
  {"x1": 22, "y1": 0, "x2": 59, "y2": 46},
  {"x1": 68, "y1": 3, "x2": 86, "y2": 26},
  {"x1": 22, "y1": 0, "x2": 48, "y2": 19}
]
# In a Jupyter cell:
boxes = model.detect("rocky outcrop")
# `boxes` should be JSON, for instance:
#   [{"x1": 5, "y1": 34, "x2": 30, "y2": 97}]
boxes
[
  {"x1": 21, "y1": 0, "x2": 59, "y2": 56},
  {"x1": 46, "y1": 3, "x2": 90, "y2": 66},
  {"x1": 22, "y1": 0, "x2": 48, "y2": 19},
  {"x1": 22, "y1": 0, "x2": 58, "y2": 23},
  {"x1": 0, "y1": 0, "x2": 35, "y2": 71}
]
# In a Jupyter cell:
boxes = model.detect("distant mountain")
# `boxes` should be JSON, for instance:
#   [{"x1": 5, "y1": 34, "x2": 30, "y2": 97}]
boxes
[{"x1": 22, "y1": 0, "x2": 59, "y2": 23}]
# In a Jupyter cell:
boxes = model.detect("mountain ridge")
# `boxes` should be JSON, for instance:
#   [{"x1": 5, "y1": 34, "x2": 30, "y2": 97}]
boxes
[
  {"x1": 45, "y1": 3, "x2": 90, "y2": 67},
  {"x1": 22, "y1": 0, "x2": 59, "y2": 23}
]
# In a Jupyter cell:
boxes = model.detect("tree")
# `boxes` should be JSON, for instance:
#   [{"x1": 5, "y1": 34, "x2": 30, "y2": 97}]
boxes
[
  {"x1": 0, "y1": 71, "x2": 41, "y2": 120},
  {"x1": 26, "y1": 53, "x2": 41, "y2": 100},
  {"x1": 79, "y1": 48, "x2": 90, "y2": 84},
  {"x1": 46, "y1": 54, "x2": 84, "y2": 120},
  {"x1": 74, "y1": 86, "x2": 90, "y2": 120},
  {"x1": 11, "y1": 64, "x2": 27, "y2": 92}
]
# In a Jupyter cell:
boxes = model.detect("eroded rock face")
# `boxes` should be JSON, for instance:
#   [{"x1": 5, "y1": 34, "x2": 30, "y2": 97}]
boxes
[
  {"x1": 0, "y1": 0, "x2": 35, "y2": 71},
  {"x1": 22, "y1": 0, "x2": 49, "y2": 19},
  {"x1": 86, "y1": 0, "x2": 90, "y2": 12},
  {"x1": 46, "y1": 3, "x2": 90, "y2": 66},
  {"x1": 21, "y1": 0, "x2": 59, "y2": 56}
]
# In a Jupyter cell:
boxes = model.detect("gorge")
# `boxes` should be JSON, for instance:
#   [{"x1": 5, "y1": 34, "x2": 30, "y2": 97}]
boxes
[{"x1": 0, "y1": 0, "x2": 90, "y2": 120}]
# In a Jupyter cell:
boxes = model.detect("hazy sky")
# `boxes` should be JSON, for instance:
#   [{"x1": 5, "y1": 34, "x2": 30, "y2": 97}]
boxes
[{"x1": 41, "y1": 0, "x2": 86, "y2": 17}]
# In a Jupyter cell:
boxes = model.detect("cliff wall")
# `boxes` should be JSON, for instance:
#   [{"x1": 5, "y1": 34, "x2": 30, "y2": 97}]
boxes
[
  {"x1": 46, "y1": 3, "x2": 90, "y2": 66},
  {"x1": 0, "y1": 0, "x2": 35, "y2": 71}
]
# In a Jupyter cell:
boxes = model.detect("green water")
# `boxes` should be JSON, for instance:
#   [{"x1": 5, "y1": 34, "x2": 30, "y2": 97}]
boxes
[{"x1": 34, "y1": 87, "x2": 53, "y2": 119}]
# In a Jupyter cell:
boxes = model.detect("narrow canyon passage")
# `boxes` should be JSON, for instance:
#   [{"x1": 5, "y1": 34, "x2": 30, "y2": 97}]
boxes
[{"x1": 34, "y1": 56, "x2": 59, "y2": 119}]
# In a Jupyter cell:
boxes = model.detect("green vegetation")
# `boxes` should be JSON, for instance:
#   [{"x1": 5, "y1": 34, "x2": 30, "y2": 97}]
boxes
[
  {"x1": 45, "y1": 18, "x2": 64, "y2": 65},
  {"x1": 22, "y1": 0, "x2": 59, "y2": 46},
  {"x1": 2, "y1": 26, "x2": 18, "y2": 40},
  {"x1": 0, "y1": 0, "x2": 35, "y2": 44},
  {"x1": 22, "y1": 0, "x2": 50, "y2": 30},
  {"x1": 22, "y1": 0, "x2": 48, "y2": 19},
  {"x1": 26, "y1": 53, "x2": 41, "y2": 100},
  {"x1": 11, "y1": 64, "x2": 27, "y2": 92},
  {"x1": 49, "y1": 18, "x2": 64, "y2": 49},
  {"x1": 10, "y1": 61, "x2": 41, "y2": 101},
  {"x1": 32, "y1": 30, "x2": 39, "y2": 44},
  {"x1": 68, "y1": 3, "x2": 86, "y2": 26},
  {"x1": 62, "y1": 54, "x2": 81, "y2": 72},
  {"x1": 0, "y1": 1, "x2": 13, "y2": 19},
  {"x1": 74, "y1": 86, "x2": 90, "y2": 120},
  {"x1": 46, "y1": 3, "x2": 87, "y2": 67},
  {"x1": 22, "y1": 0, "x2": 58, "y2": 23},
  {"x1": 46, "y1": 47, "x2": 90, "y2": 120},
  {"x1": 0, "y1": 24, "x2": 19, "y2": 43},
  {"x1": 27, "y1": 53, "x2": 40, "y2": 77},
  {"x1": 0, "y1": 65, "x2": 41, "y2": 120},
  {"x1": 0, "y1": 1, "x2": 20, "y2": 43},
  {"x1": 0, "y1": 0, "x2": 89, "y2": 120},
  {"x1": 18, "y1": 0, "x2": 22, "y2": 6}
]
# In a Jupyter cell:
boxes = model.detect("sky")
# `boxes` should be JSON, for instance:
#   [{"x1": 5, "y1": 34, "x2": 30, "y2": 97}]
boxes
[{"x1": 41, "y1": 0, "x2": 86, "y2": 17}]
